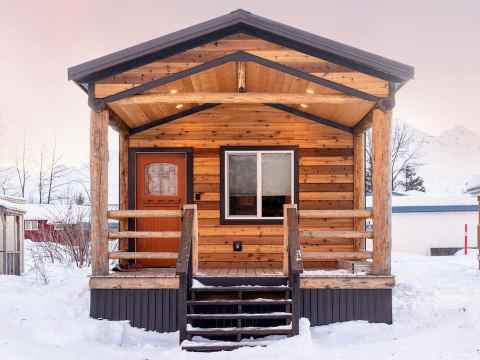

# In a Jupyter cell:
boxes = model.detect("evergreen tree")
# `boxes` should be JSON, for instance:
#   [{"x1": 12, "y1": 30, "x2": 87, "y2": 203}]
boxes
[{"x1": 400, "y1": 164, "x2": 426, "y2": 192}]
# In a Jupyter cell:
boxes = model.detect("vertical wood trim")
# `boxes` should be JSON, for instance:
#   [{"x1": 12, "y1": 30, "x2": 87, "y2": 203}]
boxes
[
  {"x1": 119, "y1": 131, "x2": 129, "y2": 256},
  {"x1": 353, "y1": 131, "x2": 366, "y2": 251},
  {"x1": 90, "y1": 109, "x2": 109, "y2": 276},
  {"x1": 371, "y1": 109, "x2": 392, "y2": 275}
]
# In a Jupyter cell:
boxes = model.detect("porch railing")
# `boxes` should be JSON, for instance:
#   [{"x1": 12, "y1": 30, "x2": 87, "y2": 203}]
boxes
[
  {"x1": 107, "y1": 209, "x2": 183, "y2": 261},
  {"x1": 298, "y1": 209, "x2": 374, "y2": 262}
]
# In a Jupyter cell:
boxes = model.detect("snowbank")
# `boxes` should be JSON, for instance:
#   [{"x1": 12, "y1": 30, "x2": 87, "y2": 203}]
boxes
[{"x1": 0, "y1": 244, "x2": 479, "y2": 359}]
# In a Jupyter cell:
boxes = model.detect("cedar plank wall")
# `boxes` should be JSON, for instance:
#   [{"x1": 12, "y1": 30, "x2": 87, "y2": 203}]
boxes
[{"x1": 129, "y1": 104, "x2": 354, "y2": 270}]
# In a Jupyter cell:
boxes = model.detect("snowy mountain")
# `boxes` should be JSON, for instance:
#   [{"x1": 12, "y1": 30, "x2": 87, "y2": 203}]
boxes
[{"x1": 415, "y1": 125, "x2": 480, "y2": 195}]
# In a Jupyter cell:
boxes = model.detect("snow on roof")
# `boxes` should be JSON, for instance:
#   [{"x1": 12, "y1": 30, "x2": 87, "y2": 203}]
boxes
[
  {"x1": 464, "y1": 175, "x2": 480, "y2": 195},
  {"x1": 366, "y1": 192, "x2": 478, "y2": 213},
  {"x1": 24, "y1": 203, "x2": 90, "y2": 224},
  {"x1": 0, "y1": 195, "x2": 26, "y2": 213}
]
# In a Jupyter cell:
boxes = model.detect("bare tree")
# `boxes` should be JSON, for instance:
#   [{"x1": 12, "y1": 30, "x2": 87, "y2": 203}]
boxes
[
  {"x1": 37, "y1": 147, "x2": 46, "y2": 203},
  {"x1": 45, "y1": 141, "x2": 70, "y2": 204},
  {"x1": 0, "y1": 168, "x2": 15, "y2": 195},
  {"x1": 366, "y1": 121, "x2": 425, "y2": 192},
  {"x1": 15, "y1": 137, "x2": 29, "y2": 198}
]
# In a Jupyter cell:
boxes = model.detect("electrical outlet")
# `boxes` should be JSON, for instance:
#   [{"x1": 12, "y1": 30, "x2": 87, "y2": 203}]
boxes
[{"x1": 233, "y1": 240, "x2": 242, "y2": 252}]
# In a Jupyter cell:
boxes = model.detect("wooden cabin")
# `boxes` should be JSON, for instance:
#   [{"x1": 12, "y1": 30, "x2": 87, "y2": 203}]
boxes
[
  {"x1": 0, "y1": 196, "x2": 25, "y2": 275},
  {"x1": 68, "y1": 10, "x2": 414, "y2": 351}
]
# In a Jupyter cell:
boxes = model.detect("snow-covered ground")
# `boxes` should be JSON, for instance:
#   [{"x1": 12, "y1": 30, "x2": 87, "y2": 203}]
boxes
[{"x1": 0, "y1": 243, "x2": 479, "y2": 360}]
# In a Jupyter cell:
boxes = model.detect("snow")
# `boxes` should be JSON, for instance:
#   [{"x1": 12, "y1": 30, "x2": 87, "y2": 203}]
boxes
[
  {"x1": 23, "y1": 203, "x2": 90, "y2": 224},
  {"x1": 0, "y1": 195, "x2": 26, "y2": 213},
  {"x1": 366, "y1": 192, "x2": 478, "y2": 208},
  {"x1": 0, "y1": 243, "x2": 479, "y2": 359}
]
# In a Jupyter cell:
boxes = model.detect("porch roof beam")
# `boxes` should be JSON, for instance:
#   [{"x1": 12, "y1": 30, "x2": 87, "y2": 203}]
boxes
[{"x1": 113, "y1": 92, "x2": 363, "y2": 106}]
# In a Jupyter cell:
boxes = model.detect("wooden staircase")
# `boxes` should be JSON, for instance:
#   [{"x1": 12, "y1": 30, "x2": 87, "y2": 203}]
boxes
[{"x1": 181, "y1": 277, "x2": 296, "y2": 352}]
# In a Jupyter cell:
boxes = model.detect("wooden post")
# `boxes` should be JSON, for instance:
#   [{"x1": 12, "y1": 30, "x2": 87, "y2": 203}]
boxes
[
  {"x1": 371, "y1": 107, "x2": 392, "y2": 275},
  {"x1": 118, "y1": 130, "x2": 129, "y2": 257},
  {"x1": 353, "y1": 131, "x2": 366, "y2": 251},
  {"x1": 90, "y1": 109, "x2": 109, "y2": 276}
]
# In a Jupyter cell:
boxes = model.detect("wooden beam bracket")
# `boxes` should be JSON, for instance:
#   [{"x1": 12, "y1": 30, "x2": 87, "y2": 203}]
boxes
[{"x1": 377, "y1": 96, "x2": 395, "y2": 112}]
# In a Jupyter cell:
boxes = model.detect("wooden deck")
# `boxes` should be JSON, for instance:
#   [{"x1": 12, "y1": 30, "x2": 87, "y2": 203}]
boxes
[{"x1": 89, "y1": 266, "x2": 394, "y2": 289}]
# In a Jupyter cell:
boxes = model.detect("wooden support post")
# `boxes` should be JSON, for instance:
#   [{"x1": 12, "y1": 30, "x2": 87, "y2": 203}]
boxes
[
  {"x1": 118, "y1": 130, "x2": 130, "y2": 257},
  {"x1": 353, "y1": 131, "x2": 366, "y2": 251},
  {"x1": 90, "y1": 109, "x2": 109, "y2": 276},
  {"x1": 371, "y1": 108, "x2": 392, "y2": 275}
]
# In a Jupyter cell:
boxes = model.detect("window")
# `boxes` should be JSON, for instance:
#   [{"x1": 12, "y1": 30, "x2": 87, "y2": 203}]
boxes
[
  {"x1": 53, "y1": 223, "x2": 65, "y2": 231},
  {"x1": 24, "y1": 220, "x2": 39, "y2": 230},
  {"x1": 145, "y1": 163, "x2": 177, "y2": 196},
  {"x1": 222, "y1": 148, "x2": 296, "y2": 223}
]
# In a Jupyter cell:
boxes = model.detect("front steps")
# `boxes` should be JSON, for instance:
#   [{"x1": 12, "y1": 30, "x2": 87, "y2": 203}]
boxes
[{"x1": 181, "y1": 276, "x2": 297, "y2": 352}]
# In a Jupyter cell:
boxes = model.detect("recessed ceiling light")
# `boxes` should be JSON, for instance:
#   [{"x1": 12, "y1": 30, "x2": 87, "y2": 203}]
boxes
[
  {"x1": 175, "y1": 104, "x2": 184, "y2": 109},
  {"x1": 170, "y1": 89, "x2": 178, "y2": 94},
  {"x1": 306, "y1": 89, "x2": 314, "y2": 94},
  {"x1": 300, "y1": 103, "x2": 308, "y2": 109}
]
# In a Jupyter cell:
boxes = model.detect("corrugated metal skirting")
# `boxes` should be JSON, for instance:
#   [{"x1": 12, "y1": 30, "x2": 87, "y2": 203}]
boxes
[
  {"x1": 90, "y1": 289, "x2": 178, "y2": 332},
  {"x1": 300, "y1": 289, "x2": 392, "y2": 325}
]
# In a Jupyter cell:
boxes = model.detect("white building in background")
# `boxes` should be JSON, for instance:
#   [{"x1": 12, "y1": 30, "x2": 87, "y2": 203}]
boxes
[
  {"x1": 0, "y1": 196, "x2": 26, "y2": 275},
  {"x1": 367, "y1": 193, "x2": 478, "y2": 256}
]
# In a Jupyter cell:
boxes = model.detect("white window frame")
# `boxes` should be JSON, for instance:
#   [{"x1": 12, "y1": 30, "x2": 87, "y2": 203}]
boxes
[
  {"x1": 224, "y1": 150, "x2": 295, "y2": 220},
  {"x1": 24, "y1": 220, "x2": 39, "y2": 231}
]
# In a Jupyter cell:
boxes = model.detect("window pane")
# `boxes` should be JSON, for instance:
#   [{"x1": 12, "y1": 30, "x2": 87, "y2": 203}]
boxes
[
  {"x1": 145, "y1": 163, "x2": 177, "y2": 196},
  {"x1": 262, "y1": 153, "x2": 292, "y2": 217},
  {"x1": 228, "y1": 154, "x2": 257, "y2": 216}
]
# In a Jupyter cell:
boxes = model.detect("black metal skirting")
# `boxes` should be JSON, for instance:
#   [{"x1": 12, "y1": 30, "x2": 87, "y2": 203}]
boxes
[
  {"x1": 300, "y1": 289, "x2": 392, "y2": 325},
  {"x1": 90, "y1": 289, "x2": 179, "y2": 332},
  {"x1": 90, "y1": 288, "x2": 392, "y2": 333}
]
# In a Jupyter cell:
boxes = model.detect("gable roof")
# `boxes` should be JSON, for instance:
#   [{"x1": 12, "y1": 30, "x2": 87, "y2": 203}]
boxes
[{"x1": 68, "y1": 9, "x2": 414, "y2": 85}]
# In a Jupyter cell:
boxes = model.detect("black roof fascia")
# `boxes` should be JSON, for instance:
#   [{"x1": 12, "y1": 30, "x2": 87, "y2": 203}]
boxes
[{"x1": 68, "y1": 10, "x2": 414, "y2": 85}]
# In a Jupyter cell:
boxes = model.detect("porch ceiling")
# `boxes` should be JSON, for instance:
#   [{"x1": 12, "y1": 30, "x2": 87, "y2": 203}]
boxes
[{"x1": 105, "y1": 56, "x2": 377, "y2": 131}]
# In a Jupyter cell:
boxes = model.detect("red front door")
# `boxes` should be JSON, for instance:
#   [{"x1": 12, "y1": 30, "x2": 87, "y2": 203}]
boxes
[{"x1": 135, "y1": 152, "x2": 187, "y2": 267}]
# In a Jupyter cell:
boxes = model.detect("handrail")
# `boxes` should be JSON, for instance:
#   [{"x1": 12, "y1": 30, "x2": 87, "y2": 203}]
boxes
[
  {"x1": 287, "y1": 206, "x2": 303, "y2": 275},
  {"x1": 299, "y1": 209, "x2": 372, "y2": 219},
  {"x1": 108, "y1": 209, "x2": 182, "y2": 219},
  {"x1": 177, "y1": 204, "x2": 197, "y2": 344},
  {"x1": 285, "y1": 205, "x2": 302, "y2": 337},
  {"x1": 176, "y1": 206, "x2": 195, "y2": 275}
]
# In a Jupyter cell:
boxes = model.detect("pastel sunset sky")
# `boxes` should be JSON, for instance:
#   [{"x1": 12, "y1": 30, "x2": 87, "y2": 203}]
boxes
[{"x1": 1, "y1": 0, "x2": 479, "y2": 166}]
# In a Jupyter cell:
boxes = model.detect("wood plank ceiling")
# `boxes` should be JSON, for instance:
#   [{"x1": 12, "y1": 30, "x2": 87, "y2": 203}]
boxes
[{"x1": 95, "y1": 33, "x2": 388, "y2": 130}]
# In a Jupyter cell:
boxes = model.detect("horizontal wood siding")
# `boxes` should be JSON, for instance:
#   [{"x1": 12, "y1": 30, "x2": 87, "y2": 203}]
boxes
[
  {"x1": 300, "y1": 289, "x2": 392, "y2": 325},
  {"x1": 90, "y1": 289, "x2": 178, "y2": 332},
  {"x1": 129, "y1": 104, "x2": 354, "y2": 270}
]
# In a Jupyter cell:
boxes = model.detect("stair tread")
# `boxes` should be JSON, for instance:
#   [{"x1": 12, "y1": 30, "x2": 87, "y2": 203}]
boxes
[
  {"x1": 187, "y1": 299, "x2": 292, "y2": 305},
  {"x1": 181, "y1": 341, "x2": 273, "y2": 352},
  {"x1": 187, "y1": 312, "x2": 292, "y2": 320},
  {"x1": 186, "y1": 324, "x2": 292, "y2": 336},
  {"x1": 191, "y1": 285, "x2": 291, "y2": 292}
]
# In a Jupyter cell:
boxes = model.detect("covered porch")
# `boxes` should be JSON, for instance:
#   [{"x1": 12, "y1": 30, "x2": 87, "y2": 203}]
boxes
[{"x1": 68, "y1": 10, "x2": 413, "y2": 345}]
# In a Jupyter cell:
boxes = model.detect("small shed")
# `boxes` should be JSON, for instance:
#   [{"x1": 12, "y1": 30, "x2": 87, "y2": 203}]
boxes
[{"x1": 0, "y1": 196, "x2": 26, "y2": 275}]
